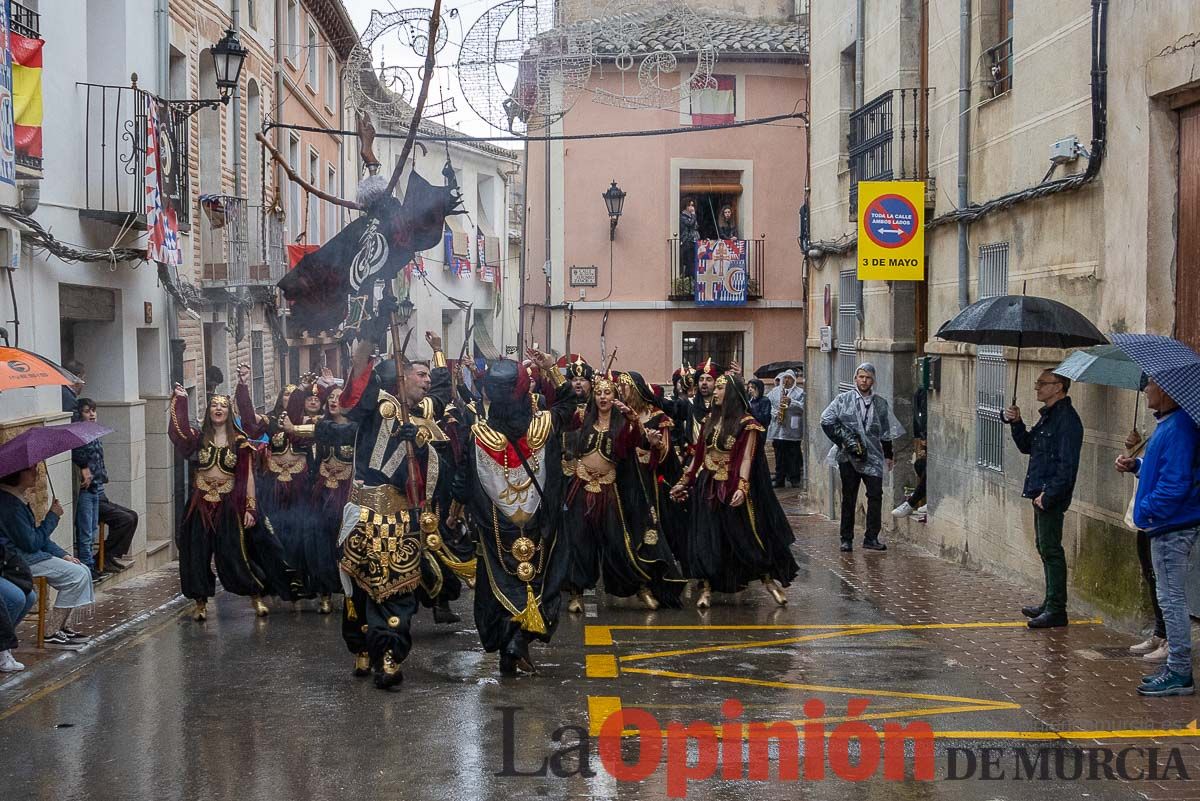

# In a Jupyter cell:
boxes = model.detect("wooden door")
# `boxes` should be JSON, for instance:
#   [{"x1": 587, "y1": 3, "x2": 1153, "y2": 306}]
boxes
[{"x1": 1178, "y1": 104, "x2": 1200, "y2": 351}]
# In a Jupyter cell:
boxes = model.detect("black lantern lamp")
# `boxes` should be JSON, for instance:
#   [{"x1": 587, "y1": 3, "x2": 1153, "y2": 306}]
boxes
[
  {"x1": 168, "y1": 28, "x2": 248, "y2": 117},
  {"x1": 603, "y1": 180, "x2": 626, "y2": 241},
  {"x1": 397, "y1": 296, "x2": 416, "y2": 326},
  {"x1": 211, "y1": 29, "x2": 249, "y2": 99}
]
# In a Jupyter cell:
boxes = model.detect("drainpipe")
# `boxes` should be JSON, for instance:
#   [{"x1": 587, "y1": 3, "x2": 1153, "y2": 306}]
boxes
[
  {"x1": 956, "y1": 0, "x2": 971, "y2": 309},
  {"x1": 232, "y1": 0, "x2": 242, "y2": 198},
  {"x1": 854, "y1": 0, "x2": 865, "y2": 106}
]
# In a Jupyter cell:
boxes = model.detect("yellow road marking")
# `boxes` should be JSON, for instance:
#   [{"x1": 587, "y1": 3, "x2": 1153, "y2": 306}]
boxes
[
  {"x1": 584, "y1": 626, "x2": 614, "y2": 647},
  {"x1": 586, "y1": 653, "x2": 619, "y2": 678},
  {"x1": 621, "y1": 666, "x2": 1017, "y2": 708},
  {"x1": 588, "y1": 695, "x2": 623, "y2": 735},
  {"x1": 619, "y1": 626, "x2": 894, "y2": 663}
]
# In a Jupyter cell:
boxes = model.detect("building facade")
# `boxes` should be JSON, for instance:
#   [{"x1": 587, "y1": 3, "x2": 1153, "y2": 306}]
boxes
[
  {"x1": 521, "y1": 6, "x2": 810, "y2": 382},
  {"x1": 805, "y1": 0, "x2": 1199, "y2": 624}
]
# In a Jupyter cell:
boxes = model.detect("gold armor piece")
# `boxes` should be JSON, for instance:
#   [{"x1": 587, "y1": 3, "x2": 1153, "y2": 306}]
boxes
[
  {"x1": 516, "y1": 561, "x2": 535, "y2": 582},
  {"x1": 511, "y1": 536, "x2": 536, "y2": 562}
]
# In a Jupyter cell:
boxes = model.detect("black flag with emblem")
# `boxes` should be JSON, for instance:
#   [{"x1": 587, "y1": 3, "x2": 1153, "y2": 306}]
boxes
[{"x1": 278, "y1": 170, "x2": 464, "y2": 335}]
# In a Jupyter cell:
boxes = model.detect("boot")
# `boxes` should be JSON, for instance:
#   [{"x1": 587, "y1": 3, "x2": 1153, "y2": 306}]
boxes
[
  {"x1": 318, "y1": 595, "x2": 332, "y2": 615},
  {"x1": 1021, "y1": 605, "x2": 1044, "y2": 619},
  {"x1": 503, "y1": 632, "x2": 537, "y2": 675},
  {"x1": 353, "y1": 652, "x2": 372, "y2": 677},
  {"x1": 251, "y1": 596, "x2": 270, "y2": 617},
  {"x1": 696, "y1": 581, "x2": 712, "y2": 610},
  {"x1": 432, "y1": 600, "x2": 462, "y2": 625},
  {"x1": 762, "y1": 577, "x2": 787, "y2": 606},
  {"x1": 374, "y1": 652, "x2": 404, "y2": 691},
  {"x1": 567, "y1": 592, "x2": 584, "y2": 614},
  {"x1": 192, "y1": 600, "x2": 208, "y2": 622},
  {"x1": 637, "y1": 587, "x2": 660, "y2": 611}
]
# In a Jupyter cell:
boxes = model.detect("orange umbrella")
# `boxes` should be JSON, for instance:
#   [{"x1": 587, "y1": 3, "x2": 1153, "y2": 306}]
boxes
[{"x1": 0, "y1": 347, "x2": 79, "y2": 392}]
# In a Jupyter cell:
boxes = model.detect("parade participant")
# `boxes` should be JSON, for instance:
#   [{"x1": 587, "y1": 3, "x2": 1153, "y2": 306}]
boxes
[
  {"x1": 301, "y1": 383, "x2": 354, "y2": 614},
  {"x1": 169, "y1": 383, "x2": 299, "y2": 621},
  {"x1": 617, "y1": 370, "x2": 691, "y2": 589},
  {"x1": 561, "y1": 373, "x2": 683, "y2": 613},
  {"x1": 666, "y1": 363, "x2": 696, "y2": 460},
  {"x1": 821, "y1": 363, "x2": 904, "y2": 552},
  {"x1": 767, "y1": 370, "x2": 805, "y2": 488},
  {"x1": 454, "y1": 353, "x2": 571, "y2": 676},
  {"x1": 688, "y1": 358, "x2": 721, "y2": 453},
  {"x1": 312, "y1": 328, "x2": 450, "y2": 690},
  {"x1": 238, "y1": 372, "x2": 323, "y2": 605},
  {"x1": 670, "y1": 372, "x2": 798, "y2": 608},
  {"x1": 558, "y1": 355, "x2": 594, "y2": 481}
]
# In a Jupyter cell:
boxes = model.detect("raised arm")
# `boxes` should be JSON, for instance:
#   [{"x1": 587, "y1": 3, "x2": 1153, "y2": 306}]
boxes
[
  {"x1": 234, "y1": 367, "x2": 267, "y2": 439},
  {"x1": 168, "y1": 384, "x2": 201, "y2": 456}
]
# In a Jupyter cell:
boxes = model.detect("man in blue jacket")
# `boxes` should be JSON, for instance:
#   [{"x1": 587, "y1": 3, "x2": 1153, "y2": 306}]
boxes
[
  {"x1": 1116, "y1": 377, "x2": 1200, "y2": 697},
  {"x1": 1004, "y1": 370, "x2": 1085, "y2": 629}
]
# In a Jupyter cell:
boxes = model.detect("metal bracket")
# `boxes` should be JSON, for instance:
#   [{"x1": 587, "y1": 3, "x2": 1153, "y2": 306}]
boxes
[{"x1": 166, "y1": 97, "x2": 229, "y2": 118}]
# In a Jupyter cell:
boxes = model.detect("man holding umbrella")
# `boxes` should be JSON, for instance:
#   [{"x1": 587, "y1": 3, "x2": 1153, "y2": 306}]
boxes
[
  {"x1": 1003, "y1": 371, "x2": 1084, "y2": 629},
  {"x1": 1111, "y1": 335, "x2": 1200, "y2": 697}
]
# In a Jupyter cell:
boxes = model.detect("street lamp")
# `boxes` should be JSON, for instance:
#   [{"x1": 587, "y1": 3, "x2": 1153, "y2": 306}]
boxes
[
  {"x1": 168, "y1": 28, "x2": 248, "y2": 118},
  {"x1": 603, "y1": 180, "x2": 626, "y2": 241},
  {"x1": 397, "y1": 296, "x2": 416, "y2": 326}
]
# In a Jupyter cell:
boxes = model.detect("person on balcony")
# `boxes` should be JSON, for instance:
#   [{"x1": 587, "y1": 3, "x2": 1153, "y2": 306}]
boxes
[
  {"x1": 679, "y1": 199, "x2": 700, "y2": 281},
  {"x1": 717, "y1": 205, "x2": 740, "y2": 240}
]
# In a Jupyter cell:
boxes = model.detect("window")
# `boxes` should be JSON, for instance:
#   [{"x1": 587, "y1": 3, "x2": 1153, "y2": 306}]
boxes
[
  {"x1": 985, "y1": 0, "x2": 1014, "y2": 97},
  {"x1": 976, "y1": 243, "x2": 1009, "y2": 472},
  {"x1": 849, "y1": 91, "x2": 895, "y2": 217},
  {"x1": 325, "y1": 53, "x2": 336, "y2": 109},
  {"x1": 681, "y1": 331, "x2": 744, "y2": 373},
  {"x1": 308, "y1": 150, "x2": 321, "y2": 239},
  {"x1": 837, "y1": 269, "x2": 859, "y2": 391},
  {"x1": 679, "y1": 169, "x2": 743, "y2": 239},
  {"x1": 246, "y1": 0, "x2": 256, "y2": 30},
  {"x1": 251, "y1": 331, "x2": 266, "y2": 409},
  {"x1": 689, "y1": 74, "x2": 736, "y2": 125},
  {"x1": 307, "y1": 26, "x2": 319, "y2": 88},
  {"x1": 286, "y1": 1, "x2": 299, "y2": 64},
  {"x1": 287, "y1": 136, "x2": 301, "y2": 238}
]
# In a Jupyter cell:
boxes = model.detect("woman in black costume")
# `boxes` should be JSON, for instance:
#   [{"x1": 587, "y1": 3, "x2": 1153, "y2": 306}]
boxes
[{"x1": 670, "y1": 372, "x2": 798, "y2": 609}]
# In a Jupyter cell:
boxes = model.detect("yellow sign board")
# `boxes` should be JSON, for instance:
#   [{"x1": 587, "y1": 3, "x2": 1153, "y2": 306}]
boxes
[{"x1": 856, "y1": 180, "x2": 925, "y2": 281}]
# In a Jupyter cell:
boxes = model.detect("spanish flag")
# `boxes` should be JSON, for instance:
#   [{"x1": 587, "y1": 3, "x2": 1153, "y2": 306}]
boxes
[{"x1": 9, "y1": 30, "x2": 43, "y2": 173}]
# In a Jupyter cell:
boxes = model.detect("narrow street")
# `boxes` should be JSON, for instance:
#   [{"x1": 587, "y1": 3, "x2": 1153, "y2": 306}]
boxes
[{"x1": 3, "y1": 490, "x2": 1198, "y2": 800}]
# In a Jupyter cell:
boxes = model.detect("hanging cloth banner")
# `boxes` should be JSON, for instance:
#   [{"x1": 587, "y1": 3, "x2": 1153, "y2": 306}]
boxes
[
  {"x1": 145, "y1": 101, "x2": 183, "y2": 266},
  {"x1": 477, "y1": 230, "x2": 494, "y2": 282},
  {"x1": 286, "y1": 243, "x2": 320, "y2": 269},
  {"x1": 694, "y1": 238, "x2": 747, "y2": 305},
  {"x1": 9, "y1": 27, "x2": 40, "y2": 178}
]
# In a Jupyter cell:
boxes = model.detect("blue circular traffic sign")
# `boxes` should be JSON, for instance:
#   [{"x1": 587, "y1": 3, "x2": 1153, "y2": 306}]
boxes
[{"x1": 863, "y1": 194, "x2": 919, "y2": 249}]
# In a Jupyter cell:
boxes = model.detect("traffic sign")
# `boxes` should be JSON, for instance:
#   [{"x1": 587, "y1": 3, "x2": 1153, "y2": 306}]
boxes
[{"x1": 857, "y1": 181, "x2": 924, "y2": 280}]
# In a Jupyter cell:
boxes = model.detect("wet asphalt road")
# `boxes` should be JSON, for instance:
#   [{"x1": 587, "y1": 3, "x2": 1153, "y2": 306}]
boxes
[{"x1": 2, "y1": 513, "x2": 1198, "y2": 800}]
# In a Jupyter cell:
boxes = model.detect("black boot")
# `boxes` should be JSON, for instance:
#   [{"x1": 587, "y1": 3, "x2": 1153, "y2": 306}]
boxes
[
  {"x1": 373, "y1": 652, "x2": 404, "y2": 691},
  {"x1": 1027, "y1": 611, "x2": 1068, "y2": 629},
  {"x1": 503, "y1": 632, "x2": 537, "y2": 675},
  {"x1": 1021, "y1": 605, "x2": 1044, "y2": 619},
  {"x1": 839, "y1": 540, "x2": 853, "y2": 553},
  {"x1": 432, "y1": 600, "x2": 461, "y2": 625}
]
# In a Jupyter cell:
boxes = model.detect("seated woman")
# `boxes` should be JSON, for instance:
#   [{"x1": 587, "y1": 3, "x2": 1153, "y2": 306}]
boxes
[
  {"x1": 0, "y1": 536, "x2": 37, "y2": 670},
  {"x1": 0, "y1": 467, "x2": 93, "y2": 650}
]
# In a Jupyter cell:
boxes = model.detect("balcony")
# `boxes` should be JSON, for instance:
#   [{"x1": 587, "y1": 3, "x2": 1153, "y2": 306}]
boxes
[
  {"x1": 667, "y1": 237, "x2": 764, "y2": 302},
  {"x1": 200, "y1": 197, "x2": 287, "y2": 287},
  {"x1": 9, "y1": 1, "x2": 37, "y2": 37},
  {"x1": 848, "y1": 88, "x2": 931, "y2": 217},
  {"x1": 985, "y1": 36, "x2": 1013, "y2": 98},
  {"x1": 79, "y1": 82, "x2": 191, "y2": 231},
  {"x1": 10, "y1": 1, "x2": 39, "y2": 178}
]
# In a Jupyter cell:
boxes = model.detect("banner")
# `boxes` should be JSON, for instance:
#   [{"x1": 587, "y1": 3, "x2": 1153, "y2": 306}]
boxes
[
  {"x1": 477, "y1": 230, "x2": 494, "y2": 283},
  {"x1": 856, "y1": 180, "x2": 925, "y2": 281},
  {"x1": 286, "y1": 243, "x2": 320, "y2": 269},
  {"x1": 444, "y1": 225, "x2": 471, "y2": 278},
  {"x1": 0, "y1": 5, "x2": 13, "y2": 186},
  {"x1": 145, "y1": 101, "x2": 182, "y2": 265},
  {"x1": 694, "y1": 238, "x2": 747, "y2": 305},
  {"x1": 9, "y1": 28, "x2": 39, "y2": 179}
]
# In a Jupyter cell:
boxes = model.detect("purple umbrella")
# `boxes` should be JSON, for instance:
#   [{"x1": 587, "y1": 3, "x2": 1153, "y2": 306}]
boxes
[{"x1": 0, "y1": 422, "x2": 112, "y2": 484}]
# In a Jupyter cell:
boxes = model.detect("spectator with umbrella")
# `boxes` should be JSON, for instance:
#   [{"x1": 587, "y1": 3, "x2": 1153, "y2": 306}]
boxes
[
  {"x1": 1111, "y1": 335, "x2": 1200, "y2": 698},
  {"x1": 0, "y1": 422, "x2": 111, "y2": 650},
  {"x1": 937, "y1": 292, "x2": 1106, "y2": 628}
]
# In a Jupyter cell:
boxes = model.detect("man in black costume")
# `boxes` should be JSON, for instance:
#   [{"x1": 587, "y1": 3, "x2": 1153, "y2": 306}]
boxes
[
  {"x1": 454, "y1": 353, "x2": 571, "y2": 676},
  {"x1": 310, "y1": 326, "x2": 451, "y2": 690}
]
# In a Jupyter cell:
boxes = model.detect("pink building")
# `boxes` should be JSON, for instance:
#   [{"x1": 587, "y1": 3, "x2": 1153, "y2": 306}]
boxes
[{"x1": 522, "y1": 10, "x2": 809, "y2": 382}]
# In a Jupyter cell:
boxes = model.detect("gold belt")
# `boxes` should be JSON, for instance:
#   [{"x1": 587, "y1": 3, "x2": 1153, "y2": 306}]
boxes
[
  {"x1": 704, "y1": 451, "x2": 731, "y2": 482},
  {"x1": 561, "y1": 457, "x2": 577, "y2": 477},
  {"x1": 574, "y1": 463, "x2": 616, "y2": 493},
  {"x1": 196, "y1": 475, "x2": 234, "y2": 503},
  {"x1": 349, "y1": 483, "x2": 412, "y2": 516},
  {"x1": 267, "y1": 453, "x2": 307, "y2": 482},
  {"x1": 319, "y1": 459, "x2": 353, "y2": 488}
]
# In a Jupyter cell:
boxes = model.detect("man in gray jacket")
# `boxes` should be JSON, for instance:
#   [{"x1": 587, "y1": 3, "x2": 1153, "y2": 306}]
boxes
[{"x1": 767, "y1": 370, "x2": 805, "y2": 487}]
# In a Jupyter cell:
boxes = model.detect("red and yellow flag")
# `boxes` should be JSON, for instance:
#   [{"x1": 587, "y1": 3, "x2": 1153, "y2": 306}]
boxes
[{"x1": 9, "y1": 31, "x2": 43, "y2": 170}]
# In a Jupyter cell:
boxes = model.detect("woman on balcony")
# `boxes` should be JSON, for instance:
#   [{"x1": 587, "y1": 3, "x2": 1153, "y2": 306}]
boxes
[
  {"x1": 169, "y1": 382, "x2": 300, "y2": 622},
  {"x1": 670, "y1": 372, "x2": 798, "y2": 609},
  {"x1": 679, "y1": 199, "x2": 700, "y2": 281},
  {"x1": 717, "y1": 205, "x2": 740, "y2": 240},
  {"x1": 562, "y1": 375, "x2": 683, "y2": 613}
]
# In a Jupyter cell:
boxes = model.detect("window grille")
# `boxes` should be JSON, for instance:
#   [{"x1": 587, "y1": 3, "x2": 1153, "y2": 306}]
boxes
[
  {"x1": 976, "y1": 242, "x2": 1009, "y2": 471},
  {"x1": 837, "y1": 269, "x2": 859, "y2": 391}
]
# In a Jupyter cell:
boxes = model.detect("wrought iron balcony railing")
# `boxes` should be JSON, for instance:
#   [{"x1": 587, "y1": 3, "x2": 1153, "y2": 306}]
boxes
[
  {"x1": 985, "y1": 36, "x2": 1013, "y2": 97},
  {"x1": 200, "y1": 195, "x2": 248, "y2": 286},
  {"x1": 667, "y1": 237, "x2": 764, "y2": 302},
  {"x1": 848, "y1": 88, "x2": 931, "y2": 217},
  {"x1": 9, "y1": 0, "x2": 38, "y2": 38},
  {"x1": 79, "y1": 82, "x2": 191, "y2": 230}
]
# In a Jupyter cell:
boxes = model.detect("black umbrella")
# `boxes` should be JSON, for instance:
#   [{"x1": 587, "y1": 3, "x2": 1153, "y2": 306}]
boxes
[
  {"x1": 936, "y1": 292, "x2": 1106, "y2": 404},
  {"x1": 754, "y1": 360, "x2": 805, "y2": 379}
]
